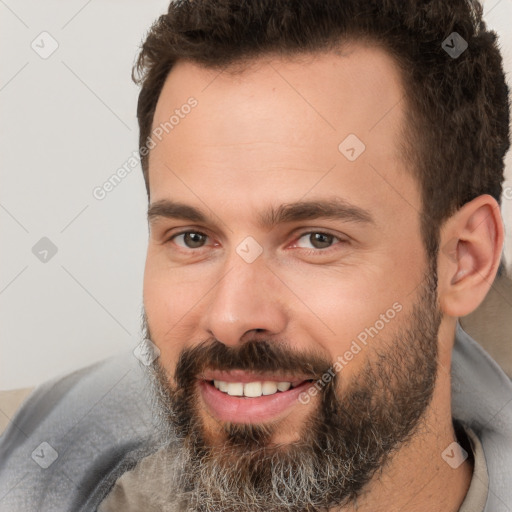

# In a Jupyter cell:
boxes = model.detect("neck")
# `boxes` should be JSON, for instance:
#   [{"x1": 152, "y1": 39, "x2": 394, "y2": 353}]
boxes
[{"x1": 332, "y1": 348, "x2": 473, "y2": 512}]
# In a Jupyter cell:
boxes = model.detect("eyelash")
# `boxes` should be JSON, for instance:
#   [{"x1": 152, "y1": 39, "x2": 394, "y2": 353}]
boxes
[{"x1": 166, "y1": 230, "x2": 346, "y2": 255}]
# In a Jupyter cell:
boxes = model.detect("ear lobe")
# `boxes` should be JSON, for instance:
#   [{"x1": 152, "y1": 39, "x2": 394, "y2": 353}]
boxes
[{"x1": 439, "y1": 195, "x2": 504, "y2": 317}]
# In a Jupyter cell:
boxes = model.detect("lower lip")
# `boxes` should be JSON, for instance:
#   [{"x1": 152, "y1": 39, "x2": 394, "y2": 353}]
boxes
[{"x1": 198, "y1": 380, "x2": 314, "y2": 423}]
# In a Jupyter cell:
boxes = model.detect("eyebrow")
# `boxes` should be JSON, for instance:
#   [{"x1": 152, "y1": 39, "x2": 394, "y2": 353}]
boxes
[{"x1": 147, "y1": 198, "x2": 374, "y2": 229}]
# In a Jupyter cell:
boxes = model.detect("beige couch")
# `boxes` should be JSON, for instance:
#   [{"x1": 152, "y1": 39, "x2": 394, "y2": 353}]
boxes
[
  {"x1": 0, "y1": 388, "x2": 34, "y2": 436},
  {"x1": 1, "y1": 270, "x2": 510, "y2": 436}
]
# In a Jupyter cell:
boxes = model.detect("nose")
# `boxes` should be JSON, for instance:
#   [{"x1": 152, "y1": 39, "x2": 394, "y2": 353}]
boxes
[{"x1": 200, "y1": 255, "x2": 288, "y2": 347}]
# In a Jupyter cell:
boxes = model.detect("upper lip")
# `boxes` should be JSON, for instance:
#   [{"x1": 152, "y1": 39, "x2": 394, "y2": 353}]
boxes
[{"x1": 199, "y1": 369, "x2": 314, "y2": 386}]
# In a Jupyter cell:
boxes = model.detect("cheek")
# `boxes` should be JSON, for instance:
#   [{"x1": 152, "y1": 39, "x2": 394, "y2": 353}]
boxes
[
  {"x1": 142, "y1": 252, "x2": 213, "y2": 345},
  {"x1": 143, "y1": 253, "x2": 184, "y2": 343},
  {"x1": 286, "y1": 265, "x2": 410, "y2": 366},
  {"x1": 143, "y1": 269, "x2": 190, "y2": 369}
]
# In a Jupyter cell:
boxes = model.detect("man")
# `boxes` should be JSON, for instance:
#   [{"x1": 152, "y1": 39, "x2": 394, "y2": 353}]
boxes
[{"x1": 1, "y1": 0, "x2": 511, "y2": 511}]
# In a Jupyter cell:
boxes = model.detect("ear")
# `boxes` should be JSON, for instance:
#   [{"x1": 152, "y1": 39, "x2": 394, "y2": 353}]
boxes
[{"x1": 438, "y1": 194, "x2": 504, "y2": 317}]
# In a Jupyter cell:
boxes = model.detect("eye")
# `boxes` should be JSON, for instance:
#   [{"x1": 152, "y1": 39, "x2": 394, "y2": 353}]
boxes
[
  {"x1": 171, "y1": 231, "x2": 209, "y2": 249},
  {"x1": 294, "y1": 232, "x2": 341, "y2": 250}
]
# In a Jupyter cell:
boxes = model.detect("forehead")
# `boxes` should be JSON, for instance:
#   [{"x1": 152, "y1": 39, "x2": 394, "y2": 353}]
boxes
[{"x1": 148, "y1": 44, "x2": 421, "y2": 225}]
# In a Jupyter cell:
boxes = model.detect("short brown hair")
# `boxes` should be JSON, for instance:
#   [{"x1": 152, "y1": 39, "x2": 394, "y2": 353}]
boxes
[{"x1": 133, "y1": 0, "x2": 510, "y2": 260}]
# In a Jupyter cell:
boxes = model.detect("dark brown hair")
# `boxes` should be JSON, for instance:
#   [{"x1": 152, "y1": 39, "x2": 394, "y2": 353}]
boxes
[{"x1": 133, "y1": 0, "x2": 510, "y2": 261}]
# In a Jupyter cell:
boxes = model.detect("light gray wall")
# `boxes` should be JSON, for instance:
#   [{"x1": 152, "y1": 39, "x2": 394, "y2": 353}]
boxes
[
  {"x1": 1, "y1": 0, "x2": 168, "y2": 390},
  {"x1": 1, "y1": 0, "x2": 511, "y2": 389}
]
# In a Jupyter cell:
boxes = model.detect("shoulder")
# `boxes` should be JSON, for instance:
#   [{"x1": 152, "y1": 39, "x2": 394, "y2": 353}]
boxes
[
  {"x1": 452, "y1": 323, "x2": 512, "y2": 511},
  {"x1": 0, "y1": 350, "x2": 156, "y2": 512}
]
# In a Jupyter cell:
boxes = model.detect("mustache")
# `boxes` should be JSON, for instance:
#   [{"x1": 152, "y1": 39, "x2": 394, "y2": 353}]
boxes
[{"x1": 171, "y1": 337, "x2": 333, "y2": 388}]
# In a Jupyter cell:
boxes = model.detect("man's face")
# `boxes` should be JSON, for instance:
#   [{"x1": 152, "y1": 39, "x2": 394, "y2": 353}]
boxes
[{"x1": 142, "y1": 45, "x2": 441, "y2": 509}]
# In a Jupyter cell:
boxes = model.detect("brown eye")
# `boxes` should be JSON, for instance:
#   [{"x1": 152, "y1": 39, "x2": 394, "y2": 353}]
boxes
[
  {"x1": 173, "y1": 232, "x2": 208, "y2": 249},
  {"x1": 309, "y1": 233, "x2": 334, "y2": 249},
  {"x1": 296, "y1": 232, "x2": 337, "y2": 250}
]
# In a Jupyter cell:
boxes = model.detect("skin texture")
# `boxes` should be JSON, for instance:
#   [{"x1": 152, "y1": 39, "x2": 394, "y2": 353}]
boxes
[{"x1": 142, "y1": 44, "x2": 504, "y2": 511}]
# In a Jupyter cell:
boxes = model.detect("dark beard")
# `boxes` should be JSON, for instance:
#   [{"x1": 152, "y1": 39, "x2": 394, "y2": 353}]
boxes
[{"x1": 142, "y1": 266, "x2": 441, "y2": 512}]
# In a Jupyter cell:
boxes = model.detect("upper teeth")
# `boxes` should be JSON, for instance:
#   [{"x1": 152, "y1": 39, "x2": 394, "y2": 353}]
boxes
[{"x1": 213, "y1": 380, "x2": 292, "y2": 397}]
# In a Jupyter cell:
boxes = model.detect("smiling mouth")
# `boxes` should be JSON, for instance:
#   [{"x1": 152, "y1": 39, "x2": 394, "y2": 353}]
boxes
[
  {"x1": 208, "y1": 379, "x2": 313, "y2": 397},
  {"x1": 198, "y1": 375, "x2": 317, "y2": 423}
]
